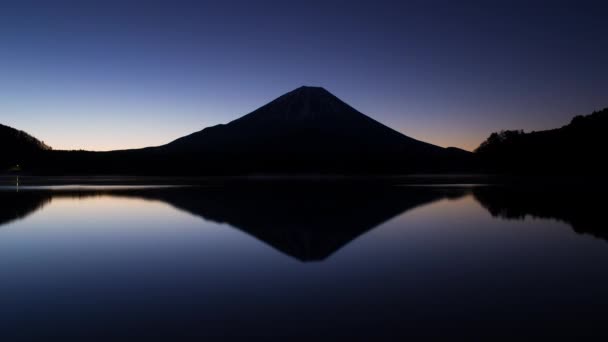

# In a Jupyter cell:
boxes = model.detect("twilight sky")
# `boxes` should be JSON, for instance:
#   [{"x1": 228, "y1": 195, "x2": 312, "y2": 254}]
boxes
[{"x1": 1, "y1": 0, "x2": 607, "y2": 151}]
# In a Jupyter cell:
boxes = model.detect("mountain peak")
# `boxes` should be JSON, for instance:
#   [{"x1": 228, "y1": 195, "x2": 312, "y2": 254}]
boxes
[
  {"x1": 291, "y1": 85, "x2": 330, "y2": 93},
  {"x1": 233, "y1": 86, "x2": 356, "y2": 123},
  {"x1": 281, "y1": 85, "x2": 336, "y2": 102}
]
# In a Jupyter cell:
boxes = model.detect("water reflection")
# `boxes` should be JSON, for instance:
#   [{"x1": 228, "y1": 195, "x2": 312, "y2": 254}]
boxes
[
  {"x1": 0, "y1": 191, "x2": 50, "y2": 226},
  {"x1": 1, "y1": 185, "x2": 468, "y2": 261},
  {"x1": 473, "y1": 186, "x2": 606, "y2": 241},
  {"x1": 1, "y1": 185, "x2": 607, "y2": 260},
  {"x1": 0, "y1": 184, "x2": 607, "y2": 338}
]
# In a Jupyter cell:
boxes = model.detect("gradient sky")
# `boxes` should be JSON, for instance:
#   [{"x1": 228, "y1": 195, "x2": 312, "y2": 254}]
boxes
[{"x1": 1, "y1": 1, "x2": 607, "y2": 151}]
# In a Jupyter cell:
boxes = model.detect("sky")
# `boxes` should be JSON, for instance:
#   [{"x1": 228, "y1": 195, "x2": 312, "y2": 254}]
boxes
[{"x1": 1, "y1": 0, "x2": 607, "y2": 151}]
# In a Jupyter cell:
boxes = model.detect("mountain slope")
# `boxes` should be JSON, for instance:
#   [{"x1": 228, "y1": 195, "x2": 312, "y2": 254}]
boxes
[
  {"x1": 159, "y1": 86, "x2": 470, "y2": 174},
  {"x1": 0, "y1": 123, "x2": 51, "y2": 170},
  {"x1": 475, "y1": 108, "x2": 608, "y2": 174}
]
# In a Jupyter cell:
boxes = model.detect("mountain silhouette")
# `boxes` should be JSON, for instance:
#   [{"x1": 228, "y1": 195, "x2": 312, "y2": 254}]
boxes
[
  {"x1": 475, "y1": 108, "x2": 608, "y2": 174},
  {"x1": 158, "y1": 86, "x2": 471, "y2": 174},
  {"x1": 4, "y1": 87, "x2": 608, "y2": 176},
  {"x1": 3, "y1": 86, "x2": 473, "y2": 175},
  {"x1": 0, "y1": 124, "x2": 50, "y2": 170},
  {"x1": 166, "y1": 86, "x2": 431, "y2": 153}
]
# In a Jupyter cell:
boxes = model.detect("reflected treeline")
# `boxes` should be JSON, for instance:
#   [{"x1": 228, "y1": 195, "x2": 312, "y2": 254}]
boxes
[
  {"x1": 472, "y1": 186, "x2": 606, "y2": 240},
  {"x1": 0, "y1": 185, "x2": 466, "y2": 261},
  {"x1": 1, "y1": 185, "x2": 606, "y2": 260},
  {"x1": 0, "y1": 192, "x2": 51, "y2": 226}
]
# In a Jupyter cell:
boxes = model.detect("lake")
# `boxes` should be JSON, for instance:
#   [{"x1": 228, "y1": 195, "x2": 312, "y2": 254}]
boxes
[{"x1": 0, "y1": 183, "x2": 606, "y2": 339}]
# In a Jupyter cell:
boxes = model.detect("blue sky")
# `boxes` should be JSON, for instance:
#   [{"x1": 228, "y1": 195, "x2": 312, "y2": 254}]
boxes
[{"x1": 1, "y1": 1, "x2": 607, "y2": 151}]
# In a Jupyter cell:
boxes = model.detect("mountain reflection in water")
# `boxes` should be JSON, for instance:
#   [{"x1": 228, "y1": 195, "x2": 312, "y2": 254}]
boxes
[
  {"x1": 1, "y1": 184, "x2": 605, "y2": 261},
  {"x1": 1, "y1": 185, "x2": 465, "y2": 261},
  {"x1": 1, "y1": 183, "x2": 608, "y2": 339}
]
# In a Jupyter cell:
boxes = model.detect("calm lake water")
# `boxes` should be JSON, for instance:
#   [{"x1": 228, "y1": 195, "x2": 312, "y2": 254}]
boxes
[{"x1": 0, "y1": 183, "x2": 606, "y2": 339}]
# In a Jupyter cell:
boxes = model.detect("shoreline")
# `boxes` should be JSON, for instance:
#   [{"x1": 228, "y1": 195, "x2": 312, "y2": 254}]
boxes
[{"x1": 0, "y1": 174, "x2": 604, "y2": 187}]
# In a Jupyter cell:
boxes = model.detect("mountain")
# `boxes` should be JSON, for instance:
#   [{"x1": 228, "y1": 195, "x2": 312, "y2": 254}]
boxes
[
  {"x1": 475, "y1": 108, "x2": 608, "y2": 174},
  {"x1": 0, "y1": 123, "x2": 51, "y2": 171},
  {"x1": 157, "y1": 86, "x2": 471, "y2": 174},
  {"x1": 19, "y1": 86, "x2": 473, "y2": 175},
  {"x1": 3, "y1": 88, "x2": 606, "y2": 176}
]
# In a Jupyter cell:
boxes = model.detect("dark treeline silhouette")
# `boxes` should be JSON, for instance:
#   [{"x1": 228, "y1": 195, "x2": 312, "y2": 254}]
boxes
[
  {"x1": 475, "y1": 108, "x2": 608, "y2": 175},
  {"x1": 0, "y1": 123, "x2": 50, "y2": 171}
]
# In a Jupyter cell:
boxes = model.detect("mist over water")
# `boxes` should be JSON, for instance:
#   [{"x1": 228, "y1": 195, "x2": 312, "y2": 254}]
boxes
[{"x1": 0, "y1": 185, "x2": 606, "y2": 338}]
